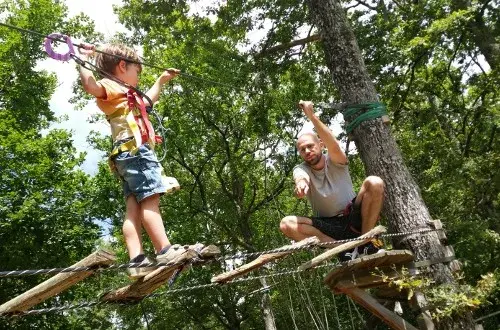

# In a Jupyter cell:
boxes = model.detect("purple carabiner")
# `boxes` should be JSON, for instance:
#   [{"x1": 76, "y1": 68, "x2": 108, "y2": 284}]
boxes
[{"x1": 44, "y1": 33, "x2": 75, "y2": 61}]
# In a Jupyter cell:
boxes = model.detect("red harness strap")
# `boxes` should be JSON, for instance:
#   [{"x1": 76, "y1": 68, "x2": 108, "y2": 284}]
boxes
[{"x1": 126, "y1": 90, "x2": 163, "y2": 144}]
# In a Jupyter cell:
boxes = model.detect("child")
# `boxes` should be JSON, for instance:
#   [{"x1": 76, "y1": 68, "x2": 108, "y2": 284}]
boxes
[{"x1": 78, "y1": 43, "x2": 187, "y2": 278}]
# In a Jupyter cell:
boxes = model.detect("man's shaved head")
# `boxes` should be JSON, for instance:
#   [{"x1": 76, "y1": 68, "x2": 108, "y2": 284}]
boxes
[
  {"x1": 296, "y1": 133, "x2": 323, "y2": 167},
  {"x1": 296, "y1": 133, "x2": 320, "y2": 148}
]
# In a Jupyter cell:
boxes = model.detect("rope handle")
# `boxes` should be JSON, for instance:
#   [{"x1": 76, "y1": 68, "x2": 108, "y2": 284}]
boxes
[{"x1": 44, "y1": 33, "x2": 75, "y2": 61}]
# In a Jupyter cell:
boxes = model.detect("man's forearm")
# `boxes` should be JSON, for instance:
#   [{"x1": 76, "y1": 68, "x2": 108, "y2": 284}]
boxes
[
  {"x1": 309, "y1": 113, "x2": 347, "y2": 164},
  {"x1": 309, "y1": 114, "x2": 335, "y2": 142}
]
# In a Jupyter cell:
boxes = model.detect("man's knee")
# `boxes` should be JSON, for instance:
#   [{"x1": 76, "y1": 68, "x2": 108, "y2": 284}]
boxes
[
  {"x1": 280, "y1": 216, "x2": 296, "y2": 233},
  {"x1": 364, "y1": 176, "x2": 384, "y2": 195}
]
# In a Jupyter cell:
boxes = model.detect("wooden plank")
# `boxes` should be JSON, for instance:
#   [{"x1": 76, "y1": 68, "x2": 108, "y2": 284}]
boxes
[
  {"x1": 430, "y1": 220, "x2": 447, "y2": 242},
  {"x1": 324, "y1": 250, "x2": 414, "y2": 287},
  {"x1": 211, "y1": 236, "x2": 320, "y2": 283},
  {"x1": 100, "y1": 245, "x2": 219, "y2": 303},
  {"x1": 336, "y1": 285, "x2": 418, "y2": 330},
  {"x1": 382, "y1": 115, "x2": 391, "y2": 124},
  {"x1": 0, "y1": 249, "x2": 116, "y2": 314},
  {"x1": 329, "y1": 267, "x2": 401, "y2": 291},
  {"x1": 101, "y1": 247, "x2": 198, "y2": 303},
  {"x1": 298, "y1": 226, "x2": 386, "y2": 271}
]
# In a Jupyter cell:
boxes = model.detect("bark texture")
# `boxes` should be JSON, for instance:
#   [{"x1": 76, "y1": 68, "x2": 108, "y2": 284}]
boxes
[
  {"x1": 260, "y1": 278, "x2": 277, "y2": 330},
  {"x1": 306, "y1": 0, "x2": 475, "y2": 328},
  {"x1": 453, "y1": 0, "x2": 499, "y2": 71}
]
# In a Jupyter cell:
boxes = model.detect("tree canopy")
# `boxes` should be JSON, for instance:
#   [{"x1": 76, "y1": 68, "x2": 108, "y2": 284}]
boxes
[{"x1": 0, "y1": 0, "x2": 498, "y2": 329}]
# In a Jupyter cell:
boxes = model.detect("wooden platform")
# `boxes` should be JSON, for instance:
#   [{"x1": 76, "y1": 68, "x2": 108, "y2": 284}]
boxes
[
  {"x1": 102, "y1": 244, "x2": 220, "y2": 303},
  {"x1": 325, "y1": 250, "x2": 414, "y2": 290},
  {"x1": 211, "y1": 236, "x2": 320, "y2": 283},
  {"x1": 299, "y1": 225, "x2": 386, "y2": 271},
  {"x1": 0, "y1": 249, "x2": 116, "y2": 315},
  {"x1": 324, "y1": 250, "x2": 417, "y2": 330}
]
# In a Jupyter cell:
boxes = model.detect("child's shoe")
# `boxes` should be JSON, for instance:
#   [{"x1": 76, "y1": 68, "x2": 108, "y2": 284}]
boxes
[
  {"x1": 162, "y1": 176, "x2": 181, "y2": 194},
  {"x1": 156, "y1": 244, "x2": 197, "y2": 265},
  {"x1": 128, "y1": 254, "x2": 155, "y2": 279}
]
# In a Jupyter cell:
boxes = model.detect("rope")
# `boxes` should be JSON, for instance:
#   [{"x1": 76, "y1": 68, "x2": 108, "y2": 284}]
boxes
[
  {"x1": 221, "y1": 227, "x2": 439, "y2": 260},
  {"x1": 3, "y1": 262, "x2": 338, "y2": 317},
  {"x1": 0, "y1": 22, "x2": 255, "y2": 93},
  {"x1": 0, "y1": 259, "x2": 185, "y2": 278},
  {"x1": 0, "y1": 228, "x2": 440, "y2": 278},
  {"x1": 342, "y1": 102, "x2": 387, "y2": 133},
  {"x1": 140, "y1": 301, "x2": 151, "y2": 330}
]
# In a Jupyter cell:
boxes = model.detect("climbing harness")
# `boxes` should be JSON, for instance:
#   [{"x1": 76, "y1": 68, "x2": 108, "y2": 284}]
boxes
[{"x1": 43, "y1": 32, "x2": 170, "y2": 163}]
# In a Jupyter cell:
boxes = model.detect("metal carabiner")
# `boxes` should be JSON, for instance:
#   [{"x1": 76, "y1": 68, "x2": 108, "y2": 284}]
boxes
[{"x1": 44, "y1": 33, "x2": 75, "y2": 61}]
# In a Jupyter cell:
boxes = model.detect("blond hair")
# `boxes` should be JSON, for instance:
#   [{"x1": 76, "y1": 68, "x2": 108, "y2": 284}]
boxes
[{"x1": 95, "y1": 44, "x2": 142, "y2": 75}]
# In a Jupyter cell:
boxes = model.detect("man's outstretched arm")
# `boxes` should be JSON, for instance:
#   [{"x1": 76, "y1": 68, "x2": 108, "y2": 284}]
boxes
[
  {"x1": 299, "y1": 100, "x2": 347, "y2": 165},
  {"x1": 293, "y1": 167, "x2": 310, "y2": 199}
]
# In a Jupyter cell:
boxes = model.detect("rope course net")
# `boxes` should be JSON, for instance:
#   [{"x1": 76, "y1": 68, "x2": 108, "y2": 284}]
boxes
[
  {"x1": 0, "y1": 228, "x2": 440, "y2": 278},
  {"x1": 1, "y1": 263, "x2": 338, "y2": 317}
]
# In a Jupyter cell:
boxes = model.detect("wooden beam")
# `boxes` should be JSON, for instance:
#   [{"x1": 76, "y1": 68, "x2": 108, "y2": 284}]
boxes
[
  {"x1": 101, "y1": 245, "x2": 217, "y2": 303},
  {"x1": 212, "y1": 236, "x2": 320, "y2": 283},
  {"x1": 429, "y1": 220, "x2": 447, "y2": 243},
  {"x1": 412, "y1": 291, "x2": 435, "y2": 330},
  {"x1": 0, "y1": 249, "x2": 116, "y2": 315},
  {"x1": 336, "y1": 285, "x2": 418, "y2": 330},
  {"x1": 298, "y1": 225, "x2": 386, "y2": 271},
  {"x1": 382, "y1": 114, "x2": 391, "y2": 124}
]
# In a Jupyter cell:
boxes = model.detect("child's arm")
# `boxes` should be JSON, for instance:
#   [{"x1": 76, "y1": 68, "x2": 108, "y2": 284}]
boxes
[
  {"x1": 145, "y1": 69, "x2": 180, "y2": 106},
  {"x1": 77, "y1": 44, "x2": 106, "y2": 98}
]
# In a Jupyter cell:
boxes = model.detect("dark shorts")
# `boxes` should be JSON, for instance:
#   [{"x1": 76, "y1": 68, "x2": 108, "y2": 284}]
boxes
[{"x1": 311, "y1": 197, "x2": 362, "y2": 240}]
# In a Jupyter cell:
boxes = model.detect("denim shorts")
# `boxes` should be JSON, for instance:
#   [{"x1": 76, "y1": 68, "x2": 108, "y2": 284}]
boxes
[{"x1": 113, "y1": 144, "x2": 167, "y2": 203}]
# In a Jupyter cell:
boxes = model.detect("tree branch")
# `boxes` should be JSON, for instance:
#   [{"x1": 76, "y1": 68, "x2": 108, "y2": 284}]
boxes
[{"x1": 255, "y1": 34, "x2": 321, "y2": 58}]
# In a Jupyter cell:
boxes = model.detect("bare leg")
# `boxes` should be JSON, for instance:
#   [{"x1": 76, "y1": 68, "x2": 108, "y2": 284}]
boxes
[
  {"x1": 280, "y1": 216, "x2": 335, "y2": 243},
  {"x1": 355, "y1": 176, "x2": 384, "y2": 234},
  {"x1": 123, "y1": 195, "x2": 143, "y2": 259},
  {"x1": 141, "y1": 194, "x2": 170, "y2": 253}
]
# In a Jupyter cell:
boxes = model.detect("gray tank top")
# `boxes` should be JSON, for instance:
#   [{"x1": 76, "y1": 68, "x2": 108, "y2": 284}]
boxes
[{"x1": 293, "y1": 154, "x2": 356, "y2": 217}]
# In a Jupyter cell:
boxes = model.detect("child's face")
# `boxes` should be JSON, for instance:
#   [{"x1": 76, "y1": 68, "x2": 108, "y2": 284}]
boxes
[{"x1": 117, "y1": 62, "x2": 141, "y2": 87}]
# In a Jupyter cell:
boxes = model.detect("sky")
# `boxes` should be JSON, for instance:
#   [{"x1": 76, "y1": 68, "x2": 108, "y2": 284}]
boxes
[
  {"x1": 37, "y1": 0, "x2": 126, "y2": 174},
  {"x1": 39, "y1": 0, "x2": 344, "y2": 175}
]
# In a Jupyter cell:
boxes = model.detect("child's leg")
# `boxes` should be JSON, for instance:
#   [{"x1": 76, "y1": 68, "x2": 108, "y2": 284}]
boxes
[
  {"x1": 123, "y1": 195, "x2": 144, "y2": 259},
  {"x1": 141, "y1": 193, "x2": 170, "y2": 253}
]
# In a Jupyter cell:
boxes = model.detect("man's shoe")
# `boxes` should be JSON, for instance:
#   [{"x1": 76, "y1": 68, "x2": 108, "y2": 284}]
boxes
[
  {"x1": 128, "y1": 255, "x2": 155, "y2": 279},
  {"x1": 338, "y1": 239, "x2": 385, "y2": 262}
]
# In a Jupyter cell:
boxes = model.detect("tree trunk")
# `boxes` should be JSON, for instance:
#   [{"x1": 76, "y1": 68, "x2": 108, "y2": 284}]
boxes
[
  {"x1": 306, "y1": 0, "x2": 475, "y2": 329},
  {"x1": 260, "y1": 278, "x2": 277, "y2": 330},
  {"x1": 453, "y1": 0, "x2": 499, "y2": 71}
]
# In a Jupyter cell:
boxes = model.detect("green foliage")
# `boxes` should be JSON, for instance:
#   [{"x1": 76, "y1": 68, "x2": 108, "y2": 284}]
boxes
[
  {"x1": 0, "y1": 1, "x2": 109, "y2": 328},
  {"x1": 1, "y1": 0, "x2": 498, "y2": 328},
  {"x1": 377, "y1": 267, "x2": 498, "y2": 323}
]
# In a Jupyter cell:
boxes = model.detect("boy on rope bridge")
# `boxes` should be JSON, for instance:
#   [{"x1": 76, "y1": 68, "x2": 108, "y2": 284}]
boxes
[
  {"x1": 280, "y1": 101, "x2": 384, "y2": 261},
  {"x1": 77, "y1": 43, "x2": 192, "y2": 278}
]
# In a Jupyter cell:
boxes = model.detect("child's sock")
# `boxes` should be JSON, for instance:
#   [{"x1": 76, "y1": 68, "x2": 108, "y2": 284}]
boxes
[
  {"x1": 130, "y1": 254, "x2": 146, "y2": 263},
  {"x1": 158, "y1": 245, "x2": 172, "y2": 255}
]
